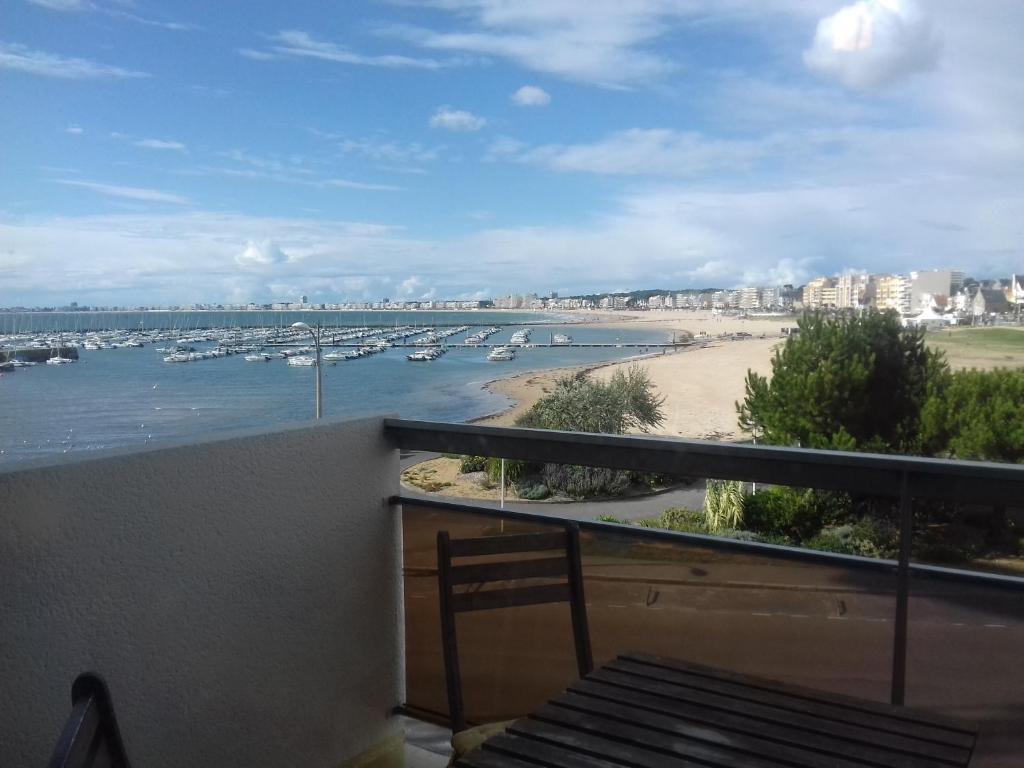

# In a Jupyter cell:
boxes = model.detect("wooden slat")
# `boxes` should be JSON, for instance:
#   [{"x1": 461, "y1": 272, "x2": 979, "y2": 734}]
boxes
[
  {"x1": 523, "y1": 708, "x2": 783, "y2": 768},
  {"x1": 572, "y1": 676, "x2": 966, "y2": 767},
  {"x1": 508, "y1": 717, "x2": 709, "y2": 768},
  {"x1": 606, "y1": 658, "x2": 973, "y2": 750},
  {"x1": 623, "y1": 651, "x2": 974, "y2": 737},
  {"x1": 451, "y1": 557, "x2": 569, "y2": 585},
  {"x1": 448, "y1": 532, "x2": 567, "y2": 557},
  {"x1": 484, "y1": 732, "x2": 627, "y2": 768},
  {"x1": 452, "y1": 583, "x2": 571, "y2": 613},
  {"x1": 553, "y1": 690, "x2": 943, "y2": 768},
  {"x1": 457, "y1": 748, "x2": 543, "y2": 768}
]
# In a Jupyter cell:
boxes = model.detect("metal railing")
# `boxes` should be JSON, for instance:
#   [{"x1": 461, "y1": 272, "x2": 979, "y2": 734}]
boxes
[{"x1": 385, "y1": 418, "x2": 1024, "y2": 707}]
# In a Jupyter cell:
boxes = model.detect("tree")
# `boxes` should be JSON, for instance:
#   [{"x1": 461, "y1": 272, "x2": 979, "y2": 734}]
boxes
[
  {"x1": 517, "y1": 364, "x2": 665, "y2": 434},
  {"x1": 737, "y1": 311, "x2": 948, "y2": 453},
  {"x1": 921, "y1": 367, "x2": 1024, "y2": 463},
  {"x1": 510, "y1": 365, "x2": 666, "y2": 498}
]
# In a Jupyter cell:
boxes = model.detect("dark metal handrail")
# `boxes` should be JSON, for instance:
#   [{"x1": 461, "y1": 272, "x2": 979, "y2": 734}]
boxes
[
  {"x1": 385, "y1": 418, "x2": 1024, "y2": 505},
  {"x1": 385, "y1": 418, "x2": 1024, "y2": 707}
]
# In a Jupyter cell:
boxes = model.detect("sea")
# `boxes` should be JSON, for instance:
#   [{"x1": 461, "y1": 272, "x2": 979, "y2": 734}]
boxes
[{"x1": 0, "y1": 311, "x2": 671, "y2": 466}]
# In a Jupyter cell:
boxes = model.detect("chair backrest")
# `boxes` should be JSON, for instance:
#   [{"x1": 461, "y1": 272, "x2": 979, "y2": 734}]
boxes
[
  {"x1": 436, "y1": 524, "x2": 592, "y2": 732},
  {"x1": 49, "y1": 673, "x2": 132, "y2": 768}
]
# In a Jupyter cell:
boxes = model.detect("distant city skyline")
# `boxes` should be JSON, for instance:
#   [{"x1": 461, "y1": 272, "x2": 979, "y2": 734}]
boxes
[{"x1": 2, "y1": 1, "x2": 1023, "y2": 306}]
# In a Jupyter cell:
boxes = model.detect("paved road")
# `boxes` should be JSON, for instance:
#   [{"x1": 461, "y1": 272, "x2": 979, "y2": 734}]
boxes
[{"x1": 399, "y1": 450, "x2": 705, "y2": 522}]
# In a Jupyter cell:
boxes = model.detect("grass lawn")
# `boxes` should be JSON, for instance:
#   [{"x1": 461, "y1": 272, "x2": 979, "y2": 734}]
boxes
[{"x1": 928, "y1": 326, "x2": 1024, "y2": 369}]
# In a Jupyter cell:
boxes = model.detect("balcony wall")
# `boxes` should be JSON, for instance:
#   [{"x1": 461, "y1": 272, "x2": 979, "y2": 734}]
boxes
[{"x1": 0, "y1": 416, "x2": 401, "y2": 768}]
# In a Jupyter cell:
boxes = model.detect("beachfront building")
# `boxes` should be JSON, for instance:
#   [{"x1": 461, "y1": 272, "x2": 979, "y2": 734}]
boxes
[
  {"x1": 738, "y1": 286, "x2": 761, "y2": 310},
  {"x1": 802, "y1": 277, "x2": 837, "y2": 309},
  {"x1": 873, "y1": 274, "x2": 912, "y2": 313},
  {"x1": 835, "y1": 273, "x2": 870, "y2": 310}
]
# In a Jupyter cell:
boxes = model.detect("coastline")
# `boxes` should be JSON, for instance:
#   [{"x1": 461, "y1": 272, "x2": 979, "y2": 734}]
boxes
[{"x1": 471, "y1": 311, "x2": 789, "y2": 439}]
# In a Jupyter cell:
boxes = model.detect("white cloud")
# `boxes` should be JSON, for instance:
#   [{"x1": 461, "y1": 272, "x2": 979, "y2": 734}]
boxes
[
  {"x1": 26, "y1": 0, "x2": 86, "y2": 10},
  {"x1": 518, "y1": 129, "x2": 767, "y2": 176},
  {"x1": 237, "y1": 48, "x2": 278, "y2": 61},
  {"x1": 134, "y1": 138, "x2": 187, "y2": 152},
  {"x1": 54, "y1": 179, "x2": 189, "y2": 205},
  {"x1": 256, "y1": 30, "x2": 446, "y2": 69},
  {"x1": 236, "y1": 240, "x2": 289, "y2": 267},
  {"x1": 65, "y1": 125, "x2": 83, "y2": 135},
  {"x1": 804, "y1": 0, "x2": 940, "y2": 89},
  {"x1": 323, "y1": 178, "x2": 401, "y2": 192},
  {"x1": 429, "y1": 107, "x2": 486, "y2": 132},
  {"x1": 398, "y1": 275, "x2": 423, "y2": 296},
  {"x1": 511, "y1": 85, "x2": 550, "y2": 106},
  {"x1": 391, "y1": 1, "x2": 825, "y2": 87},
  {"x1": 0, "y1": 42, "x2": 148, "y2": 79}
]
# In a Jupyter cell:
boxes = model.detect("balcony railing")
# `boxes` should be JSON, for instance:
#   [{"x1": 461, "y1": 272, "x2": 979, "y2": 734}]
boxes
[{"x1": 387, "y1": 419, "x2": 1024, "y2": 768}]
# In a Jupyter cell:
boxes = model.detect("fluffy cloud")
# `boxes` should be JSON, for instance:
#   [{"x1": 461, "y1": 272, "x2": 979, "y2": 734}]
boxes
[
  {"x1": 804, "y1": 0, "x2": 940, "y2": 89},
  {"x1": 511, "y1": 85, "x2": 550, "y2": 106},
  {"x1": 429, "y1": 107, "x2": 486, "y2": 132},
  {"x1": 393, "y1": 2, "x2": 824, "y2": 87},
  {"x1": 65, "y1": 124, "x2": 83, "y2": 135},
  {"x1": 236, "y1": 240, "x2": 289, "y2": 267},
  {"x1": 0, "y1": 42, "x2": 148, "y2": 79}
]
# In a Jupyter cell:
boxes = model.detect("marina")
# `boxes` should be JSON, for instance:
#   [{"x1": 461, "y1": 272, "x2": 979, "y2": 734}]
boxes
[{"x1": 0, "y1": 312, "x2": 675, "y2": 464}]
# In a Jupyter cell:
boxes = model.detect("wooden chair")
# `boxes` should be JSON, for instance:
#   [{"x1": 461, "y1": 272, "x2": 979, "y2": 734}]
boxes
[
  {"x1": 436, "y1": 524, "x2": 593, "y2": 735},
  {"x1": 49, "y1": 673, "x2": 132, "y2": 768}
]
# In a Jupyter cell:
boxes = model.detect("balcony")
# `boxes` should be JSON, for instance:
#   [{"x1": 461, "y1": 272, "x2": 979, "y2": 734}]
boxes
[{"x1": 1, "y1": 415, "x2": 1022, "y2": 767}]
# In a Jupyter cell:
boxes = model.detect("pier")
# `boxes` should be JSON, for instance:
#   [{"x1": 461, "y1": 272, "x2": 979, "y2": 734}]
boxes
[{"x1": 267, "y1": 341, "x2": 693, "y2": 350}]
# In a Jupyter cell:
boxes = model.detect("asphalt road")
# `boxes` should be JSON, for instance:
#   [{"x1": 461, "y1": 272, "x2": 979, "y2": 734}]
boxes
[{"x1": 399, "y1": 450, "x2": 706, "y2": 522}]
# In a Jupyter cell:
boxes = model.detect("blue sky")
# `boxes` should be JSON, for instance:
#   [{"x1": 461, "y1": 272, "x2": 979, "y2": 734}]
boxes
[{"x1": 1, "y1": 0, "x2": 1022, "y2": 305}]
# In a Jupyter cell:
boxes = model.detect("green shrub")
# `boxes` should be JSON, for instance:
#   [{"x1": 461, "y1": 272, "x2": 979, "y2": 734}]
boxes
[
  {"x1": 803, "y1": 517, "x2": 899, "y2": 558},
  {"x1": 485, "y1": 457, "x2": 531, "y2": 484},
  {"x1": 743, "y1": 487, "x2": 852, "y2": 542},
  {"x1": 658, "y1": 508, "x2": 707, "y2": 533},
  {"x1": 459, "y1": 455, "x2": 488, "y2": 473},
  {"x1": 541, "y1": 464, "x2": 631, "y2": 499},
  {"x1": 596, "y1": 514, "x2": 625, "y2": 524},
  {"x1": 515, "y1": 482, "x2": 551, "y2": 500}
]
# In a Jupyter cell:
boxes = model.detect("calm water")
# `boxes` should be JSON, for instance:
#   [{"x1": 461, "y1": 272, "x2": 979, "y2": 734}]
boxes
[{"x1": 0, "y1": 315, "x2": 668, "y2": 465}]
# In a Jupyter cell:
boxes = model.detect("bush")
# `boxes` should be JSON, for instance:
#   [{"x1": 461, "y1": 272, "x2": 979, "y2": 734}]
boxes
[
  {"x1": 657, "y1": 508, "x2": 707, "y2": 533},
  {"x1": 485, "y1": 457, "x2": 531, "y2": 484},
  {"x1": 514, "y1": 482, "x2": 550, "y2": 501},
  {"x1": 541, "y1": 464, "x2": 631, "y2": 499},
  {"x1": 459, "y1": 455, "x2": 488, "y2": 473},
  {"x1": 743, "y1": 487, "x2": 852, "y2": 542},
  {"x1": 596, "y1": 514, "x2": 625, "y2": 524},
  {"x1": 803, "y1": 517, "x2": 899, "y2": 558}
]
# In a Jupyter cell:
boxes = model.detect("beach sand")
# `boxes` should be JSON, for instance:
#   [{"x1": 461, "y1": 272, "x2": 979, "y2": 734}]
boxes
[
  {"x1": 476, "y1": 310, "x2": 784, "y2": 441},
  {"x1": 474, "y1": 312, "x2": 1023, "y2": 442}
]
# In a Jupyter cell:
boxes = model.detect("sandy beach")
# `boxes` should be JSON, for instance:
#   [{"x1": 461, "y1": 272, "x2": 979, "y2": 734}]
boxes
[
  {"x1": 476, "y1": 311, "x2": 785, "y2": 440},
  {"x1": 474, "y1": 312, "x2": 1024, "y2": 441}
]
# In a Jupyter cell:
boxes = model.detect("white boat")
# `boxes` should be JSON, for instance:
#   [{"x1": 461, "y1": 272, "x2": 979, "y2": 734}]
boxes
[
  {"x1": 487, "y1": 347, "x2": 516, "y2": 361},
  {"x1": 244, "y1": 353, "x2": 270, "y2": 362},
  {"x1": 46, "y1": 355, "x2": 74, "y2": 365},
  {"x1": 552, "y1": 333, "x2": 572, "y2": 345},
  {"x1": 322, "y1": 351, "x2": 348, "y2": 362},
  {"x1": 287, "y1": 355, "x2": 317, "y2": 367}
]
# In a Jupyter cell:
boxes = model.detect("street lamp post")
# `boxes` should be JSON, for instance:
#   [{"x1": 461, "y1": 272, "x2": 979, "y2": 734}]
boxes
[{"x1": 291, "y1": 321, "x2": 322, "y2": 419}]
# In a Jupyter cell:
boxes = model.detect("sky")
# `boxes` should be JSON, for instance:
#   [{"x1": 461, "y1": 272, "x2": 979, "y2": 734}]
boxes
[{"x1": 1, "y1": 0, "x2": 1022, "y2": 306}]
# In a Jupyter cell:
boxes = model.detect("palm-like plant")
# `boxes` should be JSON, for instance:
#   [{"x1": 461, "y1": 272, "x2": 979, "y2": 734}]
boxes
[{"x1": 703, "y1": 479, "x2": 745, "y2": 533}]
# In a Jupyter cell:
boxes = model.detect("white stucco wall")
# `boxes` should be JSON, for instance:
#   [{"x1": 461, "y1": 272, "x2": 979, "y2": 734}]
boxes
[{"x1": 0, "y1": 415, "x2": 402, "y2": 767}]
